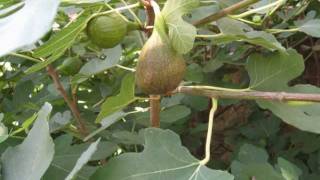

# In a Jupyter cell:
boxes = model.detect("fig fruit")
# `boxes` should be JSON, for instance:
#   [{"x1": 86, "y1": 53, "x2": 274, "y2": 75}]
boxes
[
  {"x1": 57, "y1": 57, "x2": 83, "y2": 76},
  {"x1": 87, "y1": 13, "x2": 127, "y2": 48},
  {"x1": 135, "y1": 22, "x2": 185, "y2": 95}
]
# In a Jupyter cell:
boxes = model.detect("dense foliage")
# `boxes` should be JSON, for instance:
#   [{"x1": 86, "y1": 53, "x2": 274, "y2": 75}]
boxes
[{"x1": 1, "y1": 0, "x2": 320, "y2": 179}]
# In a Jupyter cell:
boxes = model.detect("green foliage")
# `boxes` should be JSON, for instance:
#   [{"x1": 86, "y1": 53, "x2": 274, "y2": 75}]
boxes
[
  {"x1": 1, "y1": 103, "x2": 54, "y2": 180},
  {"x1": 0, "y1": 0, "x2": 60, "y2": 56},
  {"x1": 161, "y1": 0, "x2": 199, "y2": 54},
  {"x1": 96, "y1": 73, "x2": 136, "y2": 123},
  {"x1": 91, "y1": 128, "x2": 234, "y2": 180}
]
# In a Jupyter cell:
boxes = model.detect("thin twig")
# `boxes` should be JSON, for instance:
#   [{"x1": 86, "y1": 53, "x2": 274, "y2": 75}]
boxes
[
  {"x1": 193, "y1": 0, "x2": 259, "y2": 26},
  {"x1": 47, "y1": 65, "x2": 88, "y2": 136},
  {"x1": 176, "y1": 86, "x2": 320, "y2": 103}
]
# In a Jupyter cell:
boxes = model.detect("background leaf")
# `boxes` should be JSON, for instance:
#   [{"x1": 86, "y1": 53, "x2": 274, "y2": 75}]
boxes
[
  {"x1": 25, "y1": 11, "x2": 92, "y2": 74},
  {"x1": 298, "y1": 19, "x2": 320, "y2": 38},
  {"x1": 96, "y1": 73, "x2": 136, "y2": 123},
  {"x1": 246, "y1": 49, "x2": 320, "y2": 134},
  {"x1": 277, "y1": 157, "x2": 302, "y2": 180},
  {"x1": 246, "y1": 49, "x2": 304, "y2": 90},
  {"x1": 44, "y1": 135, "x2": 117, "y2": 180}
]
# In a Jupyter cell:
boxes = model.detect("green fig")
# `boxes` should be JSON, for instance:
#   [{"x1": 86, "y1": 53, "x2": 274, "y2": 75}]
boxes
[
  {"x1": 57, "y1": 57, "x2": 83, "y2": 76},
  {"x1": 87, "y1": 13, "x2": 127, "y2": 48}
]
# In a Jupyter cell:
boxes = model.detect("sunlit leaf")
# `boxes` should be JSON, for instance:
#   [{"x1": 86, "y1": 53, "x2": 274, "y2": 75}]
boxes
[
  {"x1": 0, "y1": 0, "x2": 59, "y2": 57},
  {"x1": 25, "y1": 11, "x2": 92, "y2": 74},
  {"x1": 1, "y1": 103, "x2": 54, "y2": 180},
  {"x1": 95, "y1": 73, "x2": 136, "y2": 123}
]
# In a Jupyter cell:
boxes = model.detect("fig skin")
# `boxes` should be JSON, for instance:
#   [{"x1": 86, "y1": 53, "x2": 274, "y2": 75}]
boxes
[
  {"x1": 57, "y1": 57, "x2": 83, "y2": 76},
  {"x1": 87, "y1": 14, "x2": 127, "y2": 48},
  {"x1": 135, "y1": 32, "x2": 186, "y2": 95}
]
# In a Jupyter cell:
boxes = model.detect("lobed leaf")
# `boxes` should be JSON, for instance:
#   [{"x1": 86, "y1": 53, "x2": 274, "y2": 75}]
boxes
[
  {"x1": 161, "y1": 0, "x2": 199, "y2": 54},
  {"x1": 91, "y1": 128, "x2": 234, "y2": 180}
]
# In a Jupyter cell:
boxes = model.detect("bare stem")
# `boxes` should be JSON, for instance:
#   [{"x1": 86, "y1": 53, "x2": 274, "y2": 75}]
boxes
[
  {"x1": 176, "y1": 86, "x2": 320, "y2": 103},
  {"x1": 150, "y1": 95, "x2": 161, "y2": 127},
  {"x1": 193, "y1": 0, "x2": 260, "y2": 26},
  {"x1": 47, "y1": 65, "x2": 88, "y2": 137}
]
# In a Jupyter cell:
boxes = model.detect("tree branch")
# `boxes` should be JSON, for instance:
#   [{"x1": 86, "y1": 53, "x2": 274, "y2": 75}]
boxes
[
  {"x1": 193, "y1": 0, "x2": 259, "y2": 27},
  {"x1": 176, "y1": 86, "x2": 320, "y2": 102},
  {"x1": 47, "y1": 65, "x2": 88, "y2": 136}
]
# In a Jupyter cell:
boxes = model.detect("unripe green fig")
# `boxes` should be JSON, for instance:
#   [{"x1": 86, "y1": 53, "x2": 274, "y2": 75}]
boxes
[
  {"x1": 87, "y1": 13, "x2": 127, "y2": 48},
  {"x1": 135, "y1": 30, "x2": 186, "y2": 95},
  {"x1": 57, "y1": 57, "x2": 83, "y2": 76}
]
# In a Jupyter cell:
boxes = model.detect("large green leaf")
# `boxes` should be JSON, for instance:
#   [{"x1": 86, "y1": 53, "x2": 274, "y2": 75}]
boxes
[
  {"x1": 0, "y1": 0, "x2": 59, "y2": 57},
  {"x1": 161, "y1": 0, "x2": 199, "y2": 54},
  {"x1": 91, "y1": 128, "x2": 234, "y2": 180},
  {"x1": 25, "y1": 11, "x2": 92, "y2": 74},
  {"x1": 95, "y1": 73, "x2": 136, "y2": 123},
  {"x1": 246, "y1": 49, "x2": 304, "y2": 90},
  {"x1": 246, "y1": 49, "x2": 320, "y2": 134},
  {"x1": 1, "y1": 103, "x2": 54, "y2": 180},
  {"x1": 257, "y1": 85, "x2": 320, "y2": 134}
]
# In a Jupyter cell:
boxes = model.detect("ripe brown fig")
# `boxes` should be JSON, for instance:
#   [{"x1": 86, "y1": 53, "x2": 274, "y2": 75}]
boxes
[{"x1": 135, "y1": 31, "x2": 186, "y2": 95}]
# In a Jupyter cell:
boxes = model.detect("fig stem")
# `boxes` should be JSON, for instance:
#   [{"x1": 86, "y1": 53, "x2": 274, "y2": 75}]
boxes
[
  {"x1": 200, "y1": 98, "x2": 218, "y2": 165},
  {"x1": 47, "y1": 65, "x2": 88, "y2": 137},
  {"x1": 150, "y1": 95, "x2": 161, "y2": 128}
]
